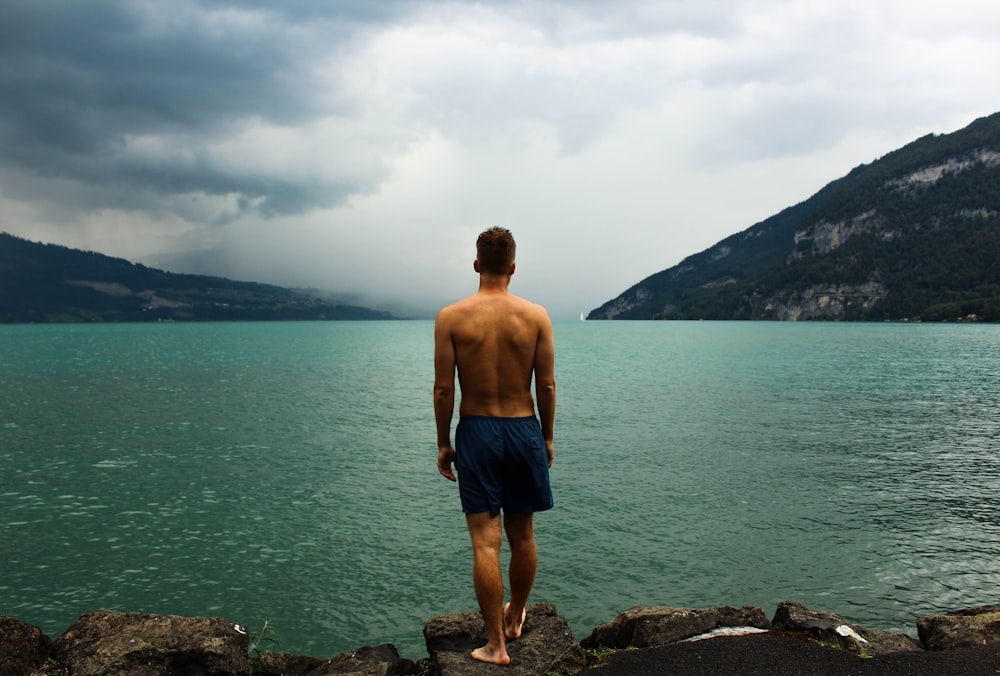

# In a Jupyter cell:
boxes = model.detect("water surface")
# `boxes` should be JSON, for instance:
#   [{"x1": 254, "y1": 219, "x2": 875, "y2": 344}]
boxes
[{"x1": 1, "y1": 321, "x2": 997, "y2": 658}]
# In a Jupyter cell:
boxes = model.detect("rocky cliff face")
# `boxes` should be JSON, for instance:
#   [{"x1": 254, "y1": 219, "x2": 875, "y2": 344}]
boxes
[
  {"x1": 756, "y1": 281, "x2": 888, "y2": 321},
  {"x1": 791, "y1": 209, "x2": 884, "y2": 258}
]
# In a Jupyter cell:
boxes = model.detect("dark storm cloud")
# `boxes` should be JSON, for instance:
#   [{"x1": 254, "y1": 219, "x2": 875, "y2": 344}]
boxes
[
  {"x1": 0, "y1": 0, "x2": 384, "y2": 217},
  {"x1": 0, "y1": 0, "x2": 773, "y2": 221}
]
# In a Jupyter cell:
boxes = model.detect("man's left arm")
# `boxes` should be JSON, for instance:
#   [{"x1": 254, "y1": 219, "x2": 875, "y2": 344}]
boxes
[
  {"x1": 533, "y1": 310, "x2": 556, "y2": 467},
  {"x1": 434, "y1": 311, "x2": 458, "y2": 481}
]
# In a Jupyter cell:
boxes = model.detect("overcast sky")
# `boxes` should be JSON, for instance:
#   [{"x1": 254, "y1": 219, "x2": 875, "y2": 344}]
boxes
[{"x1": 2, "y1": 0, "x2": 998, "y2": 318}]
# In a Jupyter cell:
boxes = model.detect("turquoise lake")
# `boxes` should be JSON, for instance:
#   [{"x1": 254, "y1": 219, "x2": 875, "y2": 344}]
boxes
[{"x1": 1, "y1": 320, "x2": 998, "y2": 660}]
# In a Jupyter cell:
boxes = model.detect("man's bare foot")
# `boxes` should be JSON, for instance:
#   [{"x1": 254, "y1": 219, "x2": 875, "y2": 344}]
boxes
[
  {"x1": 471, "y1": 644, "x2": 510, "y2": 665},
  {"x1": 504, "y1": 602, "x2": 527, "y2": 640}
]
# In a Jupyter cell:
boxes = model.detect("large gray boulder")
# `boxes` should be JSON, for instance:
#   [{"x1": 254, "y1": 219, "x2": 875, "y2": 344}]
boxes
[
  {"x1": 423, "y1": 602, "x2": 584, "y2": 676},
  {"x1": 580, "y1": 604, "x2": 770, "y2": 650},
  {"x1": 51, "y1": 610, "x2": 249, "y2": 675},
  {"x1": 0, "y1": 616, "x2": 52, "y2": 676},
  {"x1": 771, "y1": 600, "x2": 921, "y2": 657},
  {"x1": 918, "y1": 605, "x2": 1000, "y2": 651}
]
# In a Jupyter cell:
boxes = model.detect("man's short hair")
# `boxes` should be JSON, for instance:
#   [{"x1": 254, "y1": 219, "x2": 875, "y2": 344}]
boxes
[{"x1": 476, "y1": 227, "x2": 516, "y2": 274}]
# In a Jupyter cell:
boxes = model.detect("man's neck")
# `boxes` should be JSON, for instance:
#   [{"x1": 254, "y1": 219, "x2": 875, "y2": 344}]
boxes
[{"x1": 478, "y1": 274, "x2": 511, "y2": 293}]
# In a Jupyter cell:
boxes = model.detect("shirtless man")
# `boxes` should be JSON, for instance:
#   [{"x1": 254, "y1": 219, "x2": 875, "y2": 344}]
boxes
[{"x1": 434, "y1": 227, "x2": 556, "y2": 666}]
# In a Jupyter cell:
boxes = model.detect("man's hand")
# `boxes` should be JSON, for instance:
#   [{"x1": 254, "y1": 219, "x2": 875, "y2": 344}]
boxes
[
  {"x1": 545, "y1": 440, "x2": 555, "y2": 468},
  {"x1": 437, "y1": 446, "x2": 457, "y2": 481}
]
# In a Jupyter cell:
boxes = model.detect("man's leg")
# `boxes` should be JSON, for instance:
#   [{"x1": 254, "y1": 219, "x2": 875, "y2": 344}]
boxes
[
  {"x1": 466, "y1": 511, "x2": 510, "y2": 665},
  {"x1": 503, "y1": 512, "x2": 536, "y2": 640}
]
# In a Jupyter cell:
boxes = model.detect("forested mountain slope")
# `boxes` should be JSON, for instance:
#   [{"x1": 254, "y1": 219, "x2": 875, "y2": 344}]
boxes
[
  {"x1": 0, "y1": 233, "x2": 394, "y2": 322},
  {"x1": 589, "y1": 113, "x2": 1000, "y2": 321}
]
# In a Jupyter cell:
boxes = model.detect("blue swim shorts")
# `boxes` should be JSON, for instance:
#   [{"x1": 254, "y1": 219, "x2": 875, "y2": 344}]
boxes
[{"x1": 455, "y1": 416, "x2": 554, "y2": 516}]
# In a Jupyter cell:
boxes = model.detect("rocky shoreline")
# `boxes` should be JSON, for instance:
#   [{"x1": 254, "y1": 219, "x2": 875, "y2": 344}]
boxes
[{"x1": 2, "y1": 601, "x2": 999, "y2": 675}]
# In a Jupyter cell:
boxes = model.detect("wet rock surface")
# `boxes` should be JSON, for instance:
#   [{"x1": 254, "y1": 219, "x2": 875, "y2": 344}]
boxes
[
  {"x1": 423, "y1": 602, "x2": 585, "y2": 676},
  {"x1": 0, "y1": 616, "x2": 51, "y2": 676},
  {"x1": 917, "y1": 604, "x2": 1000, "y2": 651},
  {"x1": 50, "y1": 611, "x2": 249, "y2": 676},
  {"x1": 772, "y1": 600, "x2": 921, "y2": 656},
  {"x1": 581, "y1": 604, "x2": 770, "y2": 650},
  {"x1": 3, "y1": 600, "x2": 1000, "y2": 675}
]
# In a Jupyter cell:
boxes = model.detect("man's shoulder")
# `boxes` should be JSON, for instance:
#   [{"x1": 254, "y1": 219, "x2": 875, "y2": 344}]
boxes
[
  {"x1": 511, "y1": 295, "x2": 552, "y2": 321},
  {"x1": 436, "y1": 296, "x2": 475, "y2": 318},
  {"x1": 434, "y1": 297, "x2": 477, "y2": 332},
  {"x1": 497, "y1": 290, "x2": 541, "y2": 309}
]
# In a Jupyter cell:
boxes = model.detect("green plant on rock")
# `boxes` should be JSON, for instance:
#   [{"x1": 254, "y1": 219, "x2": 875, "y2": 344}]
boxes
[
  {"x1": 580, "y1": 646, "x2": 618, "y2": 670},
  {"x1": 248, "y1": 620, "x2": 280, "y2": 675}
]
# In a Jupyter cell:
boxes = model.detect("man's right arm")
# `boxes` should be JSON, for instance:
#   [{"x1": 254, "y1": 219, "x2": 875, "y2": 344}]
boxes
[
  {"x1": 434, "y1": 310, "x2": 458, "y2": 481},
  {"x1": 533, "y1": 309, "x2": 556, "y2": 466}
]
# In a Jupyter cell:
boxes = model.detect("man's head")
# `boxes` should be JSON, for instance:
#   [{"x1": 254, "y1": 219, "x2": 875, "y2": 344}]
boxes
[{"x1": 475, "y1": 227, "x2": 516, "y2": 275}]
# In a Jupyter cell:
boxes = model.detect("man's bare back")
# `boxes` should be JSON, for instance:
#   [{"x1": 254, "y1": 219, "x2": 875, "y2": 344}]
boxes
[
  {"x1": 440, "y1": 292, "x2": 549, "y2": 415},
  {"x1": 435, "y1": 287, "x2": 555, "y2": 480}
]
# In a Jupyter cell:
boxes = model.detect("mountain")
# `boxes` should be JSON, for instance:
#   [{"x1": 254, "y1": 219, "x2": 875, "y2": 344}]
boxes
[
  {"x1": 589, "y1": 113, "x2": 1000, "y2": 322},
  {"x1": 0, "y1": 233, "x2": 395, "y2": 323}
]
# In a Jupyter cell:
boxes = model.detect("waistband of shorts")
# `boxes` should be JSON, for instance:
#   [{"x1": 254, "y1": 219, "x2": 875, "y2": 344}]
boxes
[{"x1": 459, "y1": 415, "x2": 537, "y2": 423}]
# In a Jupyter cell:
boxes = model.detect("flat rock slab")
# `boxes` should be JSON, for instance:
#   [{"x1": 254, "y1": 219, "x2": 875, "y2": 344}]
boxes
[
  {"x1": 306, "y1": 644, "x2": 416, "y2": 675},
  {"x1": 423, "y1": 602, "x2": 585, "y2": 676},
  {"x1": 581, "y1": 604, "x2": 770, "y2": 650},
  {"x1": 586, "y1": 632, "x2": 1000, "y2": 676},
  {"x1": 918, "y1": 605, "x2": 1000, "y2": 651},
  {"x1": 772, "y1": 600, "x2": 921, "y2": 656},
  {"x1": 52, "y1": 610, "x2": 249, "y2": 676}
]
